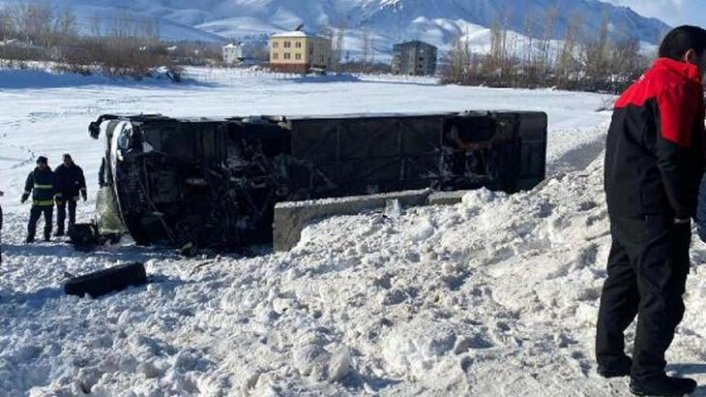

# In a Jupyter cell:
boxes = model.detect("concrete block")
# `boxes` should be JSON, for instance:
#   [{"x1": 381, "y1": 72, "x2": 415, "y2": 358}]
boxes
[
  {"x1": 427, "y1": 191, "x2": 471, "y2": 206},
  {"x1": 273, "y1": 189, "x2": 432, "y2": 252}
]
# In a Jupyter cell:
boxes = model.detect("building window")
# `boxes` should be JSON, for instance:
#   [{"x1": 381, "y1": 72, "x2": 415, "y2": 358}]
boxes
[
  {"x1": 284, "y1": 41, "x2": 291, "y2": 48},
  {"x1": 272, "y1": 42, "x2": 279, "y2": 48},
  {"x1": 295, "y1": 42, "x2": 302, "y2": 48},
  {"x1": 295, "y1": 53, "x2": 302, "y2": 60},
  {"x1": 273, "y1": 53, "x2": 279, "y2": 60},
  {"x1": 284, "y1": 53, "x2": 291, "y2": 60}
]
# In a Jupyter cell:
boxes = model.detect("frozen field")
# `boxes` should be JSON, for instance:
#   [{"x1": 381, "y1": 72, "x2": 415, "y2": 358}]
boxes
[{"x1": 1, "y1": 68, "x2": 705, "y2": 396}]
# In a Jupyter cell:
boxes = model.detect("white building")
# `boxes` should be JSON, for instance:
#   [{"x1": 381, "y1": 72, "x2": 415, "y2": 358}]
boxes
[{"x1": 222, "y1": 43, "x2": 243, "y2": 65}]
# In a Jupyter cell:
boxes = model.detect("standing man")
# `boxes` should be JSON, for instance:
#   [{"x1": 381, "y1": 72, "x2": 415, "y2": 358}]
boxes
[
  {"x1": 54, "y1": 153, "x2": 87, "y2": 236},
  {"x1": 22, "y1": 156, "x2": 56, "y2": 243},
  {"x1": 596, "y1": 26, "x2": 706, "y2": 396}
]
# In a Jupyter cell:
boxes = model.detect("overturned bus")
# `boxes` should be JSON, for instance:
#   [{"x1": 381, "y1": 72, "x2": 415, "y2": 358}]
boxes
[{"x1": 86, "y1": 111, "x2": 547, "y2": 251}]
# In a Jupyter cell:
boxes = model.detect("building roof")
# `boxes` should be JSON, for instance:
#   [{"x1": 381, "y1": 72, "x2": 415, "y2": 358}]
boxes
[
  {"x1": 223, "y1": 43, "x2": 241, "y2": 48},
  {"x1": 394, "y1": 40, "x2": 437, "y2": 49},
  {"x1": 271, "y1": 31, "x2": 321, "y2": 39}
]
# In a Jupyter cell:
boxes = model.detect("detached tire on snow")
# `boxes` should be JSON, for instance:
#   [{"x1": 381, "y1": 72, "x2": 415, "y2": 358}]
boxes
[{"x1": 64, "y1": 262, "x2": 147, "y2": 298}]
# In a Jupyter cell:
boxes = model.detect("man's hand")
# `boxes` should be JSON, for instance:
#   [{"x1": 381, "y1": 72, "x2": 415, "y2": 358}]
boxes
[
  {"x1": 81, "y1": 191, "x2": 87, "y2": 202},
  {"x1": 0, "y1": 190, "x2": 4, "y2": 197},
  {"x1": 21, "y1": 193, "x2": 28, "y2": 204}
]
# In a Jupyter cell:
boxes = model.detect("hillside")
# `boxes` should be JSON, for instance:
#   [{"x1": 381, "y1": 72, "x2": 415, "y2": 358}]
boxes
[{"x1": 0, "y1": 0, "x2": 670, "y2": 57}]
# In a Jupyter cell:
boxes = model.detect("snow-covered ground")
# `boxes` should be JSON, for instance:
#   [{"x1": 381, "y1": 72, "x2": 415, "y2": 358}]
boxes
[{"x1": 2, "y1": 67, "x2": 704, "y2": 396}]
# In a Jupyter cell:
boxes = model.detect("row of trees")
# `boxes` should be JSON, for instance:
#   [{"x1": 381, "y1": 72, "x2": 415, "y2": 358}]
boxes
[
  {"x1": 442, "y1": 10, "x2": 651, "y2": 93},
  {"x1": 0, "y1": 2, "x2": 75, "y2": 47},
  {"x1": 319, "y1": 25, "x2": 392, "y2": 74},
  {"x1": 0, "y1": 1, "x2": 184, "y2": 78},
  {"x1": 0, "y1": 2, "x2": 653, "y2": 90}
]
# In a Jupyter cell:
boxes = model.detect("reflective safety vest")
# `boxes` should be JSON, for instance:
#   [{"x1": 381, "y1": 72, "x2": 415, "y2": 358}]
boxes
[{"x1": 24, "y1": 168, "x2": 56, "y2": 207}]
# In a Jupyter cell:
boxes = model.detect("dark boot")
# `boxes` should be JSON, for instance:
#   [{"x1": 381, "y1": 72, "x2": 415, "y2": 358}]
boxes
[
  {"x1": 629, "y1": 375, "x2": 697, "y2": 396},
  {"x1": 597, "y1": 355, "x2": 632, "y2": 378}
]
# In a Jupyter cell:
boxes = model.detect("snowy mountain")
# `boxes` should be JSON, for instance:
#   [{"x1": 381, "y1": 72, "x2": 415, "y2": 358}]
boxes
[{"x1": 0, "y1": 0, "x2": 671, "y2": 55}]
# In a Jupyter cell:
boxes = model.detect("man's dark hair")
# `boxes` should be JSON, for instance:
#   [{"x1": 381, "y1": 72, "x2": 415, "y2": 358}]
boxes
[{"x1": 659, "y1": 25, "x2": 706, "y2": 60}]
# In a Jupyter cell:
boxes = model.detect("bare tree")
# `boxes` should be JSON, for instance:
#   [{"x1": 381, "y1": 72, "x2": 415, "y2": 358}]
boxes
[
  {"x1": 442, "y1": 30, "x2": 472, "y2": 84},
  {"x1": 582, "y1": 15, "x2": 610, "y2": 90},
  {"x1": 521, "y1": 10, "x2": 536, "y2": 83},
  {"x1": 333, "y1": 26, "x2": 345, "y2": 72},
  {"x1": 361, "y1": 26, "x2": 371, "y2": 66},
  {"x1": 537, "y1": 7, "x2": 558, "y2": 78},
  {"x1": 487, "y1": 11, "x2": 511, "y2": 84},
  {"x1": 0, "y1": 5, "x2": 13, "y2": 59},
  {"x1": 610, "y1": 37, "x2": 645, "y2": 91},
  {"x1": 319, "y1": 24, "x2": 338, "y2": 72},
  {"x1": 90, "y1": 12, "x2": 102, "y2": 37},
  {"x1": 0, "y1": 6, "x2": 12, "y2": 41},
  {"x1": 53, "y1": 7, "x2": 77, "y2": 46},
  {"x1": 17, "y1": 0, "x2": 52, "y2": 47},
  {"x1": 141, "y1": 17, "x2": 161, "y2": 46},
  {"x1": 555, "y1": 13, "x2": 583, "y2": 88}
]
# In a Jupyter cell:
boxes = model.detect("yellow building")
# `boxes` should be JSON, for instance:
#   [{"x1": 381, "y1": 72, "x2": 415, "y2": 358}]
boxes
[{"x1": 269, "y1": 31, "x2": 332, "y2": 73}]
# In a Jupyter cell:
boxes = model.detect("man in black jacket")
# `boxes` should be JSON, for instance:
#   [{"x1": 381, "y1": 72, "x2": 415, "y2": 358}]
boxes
[
  {"x1": 22, "y1": 156, "x2": 56, "y2": 243},
  {"x1": 596, "y1": 26, "x2": 706, "y2": 396},
  {"x1": 54, "y1": 153, "x2": 87, "y2": 236}
]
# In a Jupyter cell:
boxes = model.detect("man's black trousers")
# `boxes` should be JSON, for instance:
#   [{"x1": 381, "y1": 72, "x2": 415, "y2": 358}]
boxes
[
  {"x1": 27, "y1": 205, "x2": 53, "y2": 241},
  {"x1": 56, "y1": 199, "x2": 77, "y2": 234},
  {"x1": 596, "y1": 215, "x2": 691, "y2": 382}
]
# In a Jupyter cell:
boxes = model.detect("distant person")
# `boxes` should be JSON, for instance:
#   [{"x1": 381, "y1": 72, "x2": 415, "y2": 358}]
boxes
[
  {"x1": 22, "y1": 156, "x2": 56, "y2": 243},
  {"x1": 54, "y1": 153, "x2": 87, "y2": 236},
  {"x1": 597, "y1": 26, "x2": 706, "y2": 396}
]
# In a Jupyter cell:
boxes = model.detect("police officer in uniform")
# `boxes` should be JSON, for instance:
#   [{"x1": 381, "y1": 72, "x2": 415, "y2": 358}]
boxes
[
  {"x1": 22, "y1": 156, "x2": 56, "y2": 243},
  {"x1": 54, "y1": 153, "x2": 87, "y2": 236}
]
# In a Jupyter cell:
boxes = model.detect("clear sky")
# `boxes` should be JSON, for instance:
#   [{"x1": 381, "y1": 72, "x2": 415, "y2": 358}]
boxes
[{"x1": 605, "y1": 0, "x2": 706, "y2": 28}]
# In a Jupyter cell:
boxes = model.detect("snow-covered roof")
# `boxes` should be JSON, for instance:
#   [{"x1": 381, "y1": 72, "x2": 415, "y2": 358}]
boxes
[
  {"x1": 223, "y1": 43, "x2": 242, "y2": 48},
  {"x1": 271, "y1": 31, "x2": 319, "y2": 39}
]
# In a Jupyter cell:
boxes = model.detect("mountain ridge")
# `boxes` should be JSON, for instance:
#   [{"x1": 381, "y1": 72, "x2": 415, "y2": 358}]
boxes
[{"x1": 0, "y1": 0, "x2": 672, "y2": 56}]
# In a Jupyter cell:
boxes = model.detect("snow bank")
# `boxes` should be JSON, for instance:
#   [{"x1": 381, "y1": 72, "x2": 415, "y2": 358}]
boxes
[
  {"x1": 0, "y1": 153, "x2": 626, "y2": 395},
  {"x1": 2, "y1": 69, "x2": 684, "y2": 395},
  {"x1": 0, "y1": 63, "x2": 193, "y2": 90}
]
